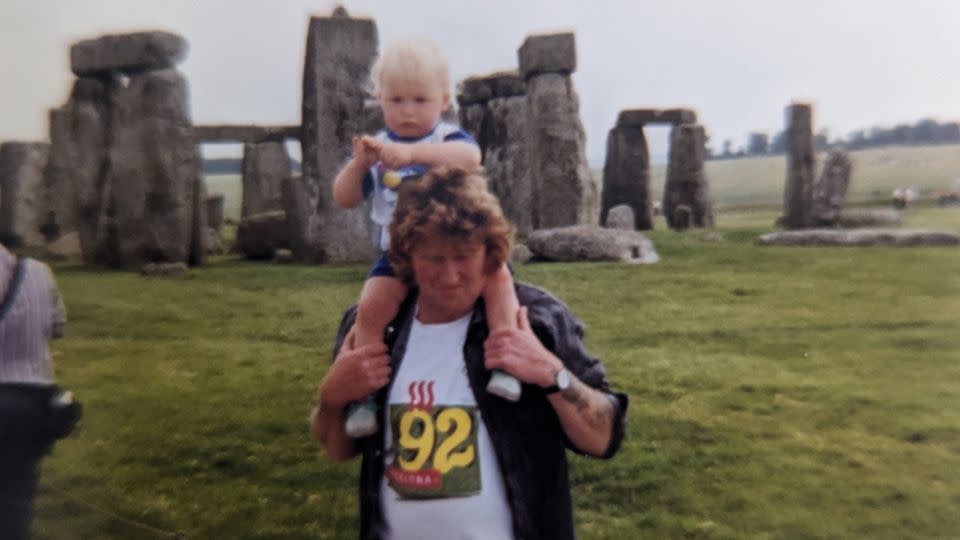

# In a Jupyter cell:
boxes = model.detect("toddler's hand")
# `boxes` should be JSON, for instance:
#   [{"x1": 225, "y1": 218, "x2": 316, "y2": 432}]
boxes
[
  {"x1": 378, "y1": 142, "x2": 413, "y2": 169},
  {"x1": 352, "y1": 136, "x2": 380, "y2": 168}
]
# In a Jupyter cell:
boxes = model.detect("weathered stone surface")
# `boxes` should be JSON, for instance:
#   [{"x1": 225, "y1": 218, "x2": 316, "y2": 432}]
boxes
[
  {"x1": 71, "y1": 31, "x2": 188, "y2": 76},
  {"x1": 0, "y1": 142, "x2": 50, "y2": 247},
  {"x1": 206, "y1": 194, "x2": 225, "y2": 231},
  {"x1": 518, "y1": 33, "x2": 576, "y2": 80},
  {"x1": 140, "y1": 261, "x2": 189, "y2": 277},
  {"x1": 511, "y1": 243, "x2": 532, "y2": 264},
  {"x1": 527, "y1": 225, "x2": 660, "y2": 263},
  {"x1": 360, "y1": 99, "x2": 386, "y2": 134},
  {"x1": 525, "y1": 73, "x2": 598, "y2": 228},
  {"x1": 301, "y1": 13, "x2": 379, "y2": 263},
  {"x1": 812, "y1": 149, "x2": 853, "y2": 225},
  {"x1": 604, "y1": 204, "x2": 635, "y2": 230},
  {"x1": 836, "y1": 208, "x2": 903, "y2": 228},
  {"x1": 617, "y1": 108, "x2": 697, "y2": 128},
  {"x1": 663, "y1": 124, "x2": 714, "y2": 229},
  {"x1": 43, "y1": 107, "x2": 78, "y2": 239},
  {"x1": 188, "y1": 171, "x2": 207, "y2": 266},
  {"x1": 108, "y1": 68, "x2": 201, "y2": 268},
  {"x1": 192, "y1": 125, "x2": 301, "y2": 143},
  {"x1": 236, "y1": 210, "x2": 289, "y2": 259},
  {"x1": 782, "y1": 103, "x2": 816, "y2": 229},
  {"x1": 205, "y1": 227, "x2": 223, "y2": 255},
  {"x1": 241, "y1": 142, "x2": 290, "y2": 218},
  {"x1": 602, "y1": 125, "x2": 652, "y2": 230},
  {"x1": 456, "y1": 71, "x2": 525, "y2": 106},
  {"x1": 757, "y1": 229, "x2": 959, "y2": 247},
  {"x1": 460, "y1": 104, "x2": 485, "y2": 146},
  {"x1": 280, "y1": 176, "x2": 313, "y2": 262},
  {"x1": 67, "y1": 77, "x2": 114, "y2": 264},
  {"x1": 460, "y1": 95, "x2": 533, "y2": 237},
  {"x1": 45, "y1": 231, "x2": 82, "y2": 262}
]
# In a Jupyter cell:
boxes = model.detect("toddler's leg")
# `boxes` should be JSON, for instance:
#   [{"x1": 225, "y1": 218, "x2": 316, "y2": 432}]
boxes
[
  {"x1": 346, "y1": 276, "x2": 407, "y2": 438},
  {"x1": 483, "y1": 263, "x2": 523, "y2": 402},
  {"x1": 354, "y1": 277, "x2": 408, "y2": 348}
]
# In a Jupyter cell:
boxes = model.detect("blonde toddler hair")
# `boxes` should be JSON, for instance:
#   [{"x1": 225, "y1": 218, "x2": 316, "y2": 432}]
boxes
[{"x1": 370, "y1": 37, "x2": 450, "y2": 95}]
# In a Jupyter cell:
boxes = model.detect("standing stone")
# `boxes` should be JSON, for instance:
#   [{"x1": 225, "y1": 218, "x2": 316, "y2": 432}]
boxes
[
  {"x1": 0, "y1": 142, "x2": 50, "y2": 247},
  {"x1": 457, "y1": 71, "x2": 531, "y2": 236},
  {"x1": 206, "y1": 194, "x2": 225, "y2": 231},
  {"x1": 520, "y1": 33, "x2": 598, "y2": 229},
  {"x1": 188, "y1": 174, "x2": 207, "y2": 266},
  {"x1": 241, "y1": 141, "x2": 290, "y2": 218},
  {"x1": 300, "y1": 10, "x2": 379, "y2": 263},
  {"x1": 281, "y1": 175, "x2": 312, "y2": 259},
  {"x1": 812, "y1": 149, "x2": 853, "y2": 226},
  {"x1": 602, "y1": 125, "x2": 652, "y2": 230},
  {"x1": 663, "y1": 124, "x2": 714, "y2": 229},
  {"x1": 43, "y1": 107, "x2": 78, "y2": 240},
  {"x1": 486, "y1": 95, "x2": 532, "y2": 236},
  {"x1": 782, "y1": 103, "x2": 816, "y2": 229},
  {"x1": 68, "y1": 77, "x2": 114, "y2": 264},
  {"x1": 108, "y1": 68, "x2": 201, "y2": 268}
]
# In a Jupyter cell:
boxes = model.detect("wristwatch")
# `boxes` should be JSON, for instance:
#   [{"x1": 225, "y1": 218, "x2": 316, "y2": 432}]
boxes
[{"x1": 544, "y1": 368, "x2": 571, "y2": 395}]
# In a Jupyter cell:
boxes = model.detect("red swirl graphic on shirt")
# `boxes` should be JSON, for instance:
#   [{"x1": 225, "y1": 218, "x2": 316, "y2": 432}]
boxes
[{"x1": 407, "y1": 380, "x2": 435, "y2": 411}]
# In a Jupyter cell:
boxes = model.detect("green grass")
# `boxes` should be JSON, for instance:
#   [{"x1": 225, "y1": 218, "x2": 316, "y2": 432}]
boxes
[
  {"x1": 27, "y1": 200, "x2": 960, "y2": 539},
  {"x1": 27, "y1": 146, "x2": 960, "y2": 538}
]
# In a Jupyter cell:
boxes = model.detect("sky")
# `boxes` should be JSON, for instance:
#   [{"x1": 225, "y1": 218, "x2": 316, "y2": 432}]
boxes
[{"x1": 1, "y1": 0, "x2": 959, "y2": 164}]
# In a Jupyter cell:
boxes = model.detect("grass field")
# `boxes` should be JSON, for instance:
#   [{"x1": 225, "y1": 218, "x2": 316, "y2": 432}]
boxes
[{"x1": 24, "y1": 146, "x2": 960, "y2": 539}]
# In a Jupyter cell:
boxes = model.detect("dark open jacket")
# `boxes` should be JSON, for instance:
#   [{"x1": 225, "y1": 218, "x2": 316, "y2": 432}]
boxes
[{"x1": 332, "y1": 282, "x2": 629, "y2": 540}]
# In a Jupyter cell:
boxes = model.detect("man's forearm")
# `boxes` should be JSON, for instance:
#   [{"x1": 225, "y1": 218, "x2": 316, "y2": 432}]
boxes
[
  {"x1": 547, "y1": 374, "x2": 615, "y2": 457},
  {"x1": 311, "y1": 399, "x2": 357, "y2": 461}
]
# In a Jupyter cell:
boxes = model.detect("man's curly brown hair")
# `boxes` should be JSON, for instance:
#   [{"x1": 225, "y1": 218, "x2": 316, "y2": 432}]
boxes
[{"x1": 387, "y1": 167, "x2": 514, "y2": 283}]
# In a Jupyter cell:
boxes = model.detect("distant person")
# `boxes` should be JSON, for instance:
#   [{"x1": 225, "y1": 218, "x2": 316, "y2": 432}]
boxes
[
  {"x1": 0, "y1": 241, "x2": 74, "y2": 540},
  {"x1": 312, "y1": 168, "x2": 628, "y2": 539},
  {"x1": 331, "y1": 38, "x2": 522, "y2": 439}
]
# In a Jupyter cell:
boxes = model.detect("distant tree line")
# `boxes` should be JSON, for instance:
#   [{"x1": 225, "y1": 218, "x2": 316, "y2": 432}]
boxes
[{"x1": 707, "y1": 118, "x2": 960, "y2": 160}]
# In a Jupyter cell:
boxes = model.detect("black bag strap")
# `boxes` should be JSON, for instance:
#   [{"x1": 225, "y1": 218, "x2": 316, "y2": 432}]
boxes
[{"x1": 0, "y1": 257, "x2": 27, "y2": 321}]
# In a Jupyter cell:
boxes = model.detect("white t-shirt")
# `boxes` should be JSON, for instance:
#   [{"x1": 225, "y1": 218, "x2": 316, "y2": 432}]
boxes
[{"x1": 380, "y1": 312, "x2": 513, "y2": 540}]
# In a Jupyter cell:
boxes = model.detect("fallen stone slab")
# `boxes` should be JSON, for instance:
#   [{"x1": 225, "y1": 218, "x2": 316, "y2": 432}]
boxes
[
  {"x1": 757, "y1": 229, "x2": 960, "y2": 247},
  {"x1": 71, "y1": 31, "x2": 188, "y2": 76},
  {"x1": 835, "y1": 208, "x2": 902, "y2": 228},
  {"x1": 527, "y1": 225, "x2": 660, "y2": 263},
  {"x1": 141, "y1": 262, "x2": 189, "y2": 277}
]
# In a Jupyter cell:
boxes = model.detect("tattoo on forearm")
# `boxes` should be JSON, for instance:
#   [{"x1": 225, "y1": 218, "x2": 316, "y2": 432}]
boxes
[{"x1": 560, "y1": 378, "x2": 614, "y2": 430}]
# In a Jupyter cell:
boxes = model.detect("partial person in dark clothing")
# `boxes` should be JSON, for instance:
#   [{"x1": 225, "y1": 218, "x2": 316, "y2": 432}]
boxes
[
  {"x1": 311, "y1": 168, "x2": 628, "y2": 539},
  {"x1": 0, "y1": 242, "x2": 69, "y2": 540}
]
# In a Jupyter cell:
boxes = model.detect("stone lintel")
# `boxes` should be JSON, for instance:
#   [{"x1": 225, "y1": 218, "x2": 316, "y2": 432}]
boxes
[
  {"x1": 193, "y1": 125, "x2": 302, "y2": 143},
  {"x1": 456, "y1": 70, "x2": 526, "y2": 106},
  {"x1": 617, "y1": 108, "x2": 698, "y2": 128},
  {"x1": 518, "y1": 33, "x2": 576, "y2": 80},
  {"x1": 70, "y1": 31, "x2": 188, "y2": 76}
]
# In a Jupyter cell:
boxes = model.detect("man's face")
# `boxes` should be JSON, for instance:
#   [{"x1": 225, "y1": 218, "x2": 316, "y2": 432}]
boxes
[
  {"x1": 378, "y1": 75, "x2": 449, "y2": 139},
  {"x1": 410, "y1": 235, "x2": 489, "y2": 324}
]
